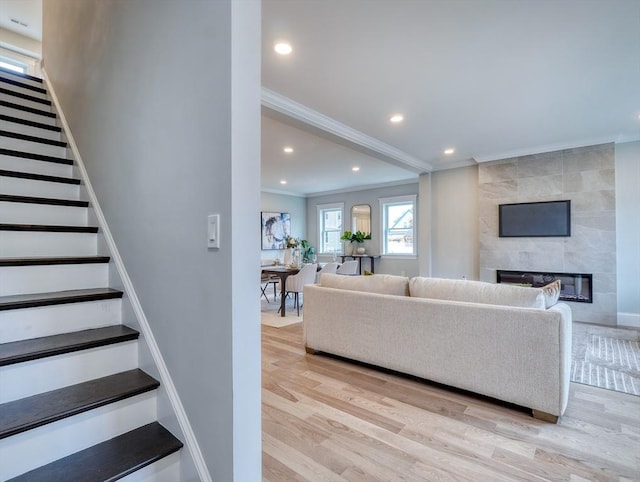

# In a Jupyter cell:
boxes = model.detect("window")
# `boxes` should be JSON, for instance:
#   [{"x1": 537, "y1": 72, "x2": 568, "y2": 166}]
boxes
[
  {"x1": 317, "y1": 202, "x2": 344, "y2": 254},
  {"x1": 380, "y1": 195, "x2": 416, "y2": 256},
  {"x1": 0, "y1": 57, "x2": 27, "y2": 74}
]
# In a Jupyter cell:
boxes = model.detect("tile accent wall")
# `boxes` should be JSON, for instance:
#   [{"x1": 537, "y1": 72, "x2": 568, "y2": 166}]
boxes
[{"x1": 478, "y1": 143, "x2": 616, "y2": 325}]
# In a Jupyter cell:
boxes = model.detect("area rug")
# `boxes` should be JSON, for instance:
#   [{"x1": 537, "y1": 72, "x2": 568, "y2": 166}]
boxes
[
  {"x1": 260, "y1": 293, "x2": 302, "y2": 328},
  {"x1": 571, "y1": 327, "x2": 640, "y2": 396}
]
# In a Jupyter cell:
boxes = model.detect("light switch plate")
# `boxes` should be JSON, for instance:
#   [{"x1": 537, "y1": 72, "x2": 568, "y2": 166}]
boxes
[{"x1": 208, "y1": 214, "x2": 220, "y2": 249}]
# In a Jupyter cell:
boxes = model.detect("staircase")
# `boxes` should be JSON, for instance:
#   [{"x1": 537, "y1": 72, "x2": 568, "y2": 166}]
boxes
[{"x1": 0, "y1": 67, "x2": 184, "y2": 480}]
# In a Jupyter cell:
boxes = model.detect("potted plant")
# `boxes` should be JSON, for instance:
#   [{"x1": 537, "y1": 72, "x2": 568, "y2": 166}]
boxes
[
  {"x1": 340, "y1": 230, "x2": 371, "y2": 255},
  {"x1": 300, "y1": 239, "x2": 316, "y2": 263}
]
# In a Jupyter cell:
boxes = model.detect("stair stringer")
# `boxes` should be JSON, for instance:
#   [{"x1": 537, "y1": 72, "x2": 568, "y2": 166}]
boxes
[{"x1": 42, "y1": 68, "x2": 212, "y2": 482}]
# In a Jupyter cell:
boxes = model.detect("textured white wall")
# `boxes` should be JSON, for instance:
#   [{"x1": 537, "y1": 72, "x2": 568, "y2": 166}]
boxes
[{"x1": 43, "y1": 1, "x2": 261, "y2": 480}]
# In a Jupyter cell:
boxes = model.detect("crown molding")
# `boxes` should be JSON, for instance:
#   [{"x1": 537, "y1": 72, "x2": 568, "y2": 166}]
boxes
[
  {"x1": 261, "y1": 87, "x2": 432, "y2": 173},
  {"x1": 473, "y1": 135, "x2": 639, "y2": 163}
]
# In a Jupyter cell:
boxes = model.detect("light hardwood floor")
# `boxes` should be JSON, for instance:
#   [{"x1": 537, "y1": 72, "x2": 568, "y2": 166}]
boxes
[{"x1": 262, "y1": 323, "x2": 640, "y2": 481}]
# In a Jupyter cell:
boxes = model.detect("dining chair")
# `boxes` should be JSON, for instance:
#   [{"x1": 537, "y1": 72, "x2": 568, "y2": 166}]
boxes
[
  {"x1": 336, "y1": 260, "x2": 358, "y2": 275},
  {"x1": 315, "y1": 262, "x2": 339, "y2": 283},
  {"x1": 281, "y1": 263, "x2": 318, "y2": 316},
  {"x1": 260, "y1": 272, "x2": 278, "y2": 303}
]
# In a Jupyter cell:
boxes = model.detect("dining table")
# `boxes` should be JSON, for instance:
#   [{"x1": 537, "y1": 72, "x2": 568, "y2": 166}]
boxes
[{"x1": 260, "y1": 266, "x2": 301, "y2": 317}]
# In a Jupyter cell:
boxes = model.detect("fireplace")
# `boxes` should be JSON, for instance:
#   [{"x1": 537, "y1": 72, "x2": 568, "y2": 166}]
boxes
[{"x1": 496, "y1": 270, "x2": 593, "y2": 303}]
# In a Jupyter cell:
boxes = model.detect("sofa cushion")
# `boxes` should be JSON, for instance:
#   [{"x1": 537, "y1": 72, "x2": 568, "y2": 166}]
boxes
[
  {"x1": 409, "y1": 277, "x2": 546, "y2": 309},
  {"x1": 320, "y1": 273, "x2": 409, "y2": 296},
  {"x1": 542, "y1": 280, "x2": 562, "y2": 308}
]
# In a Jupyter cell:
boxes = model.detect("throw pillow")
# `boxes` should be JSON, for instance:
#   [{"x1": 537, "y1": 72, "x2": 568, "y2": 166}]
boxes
[{"x1": 542, "y1": 280, "x2": 562, "y2": 308}]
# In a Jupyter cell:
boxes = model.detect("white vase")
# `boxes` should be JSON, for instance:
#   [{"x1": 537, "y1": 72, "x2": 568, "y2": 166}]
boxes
[
  {"x1": 356, "y1": 245, "x2": 366, "y2": 255},
  {"x1": 284, "y1": 248, "x2": 293, "y2": 266},
  {"x1": 344, "y1": 242, "x2": 353, "y2": 256}
]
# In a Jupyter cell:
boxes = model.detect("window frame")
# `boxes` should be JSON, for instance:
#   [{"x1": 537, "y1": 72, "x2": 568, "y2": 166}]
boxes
[
  {"x1": 317, "y1": 202, "x2": 344, "y2": 255},
  {"x1": 379, "y1": 195, "x2": 417, "y2": 257}
]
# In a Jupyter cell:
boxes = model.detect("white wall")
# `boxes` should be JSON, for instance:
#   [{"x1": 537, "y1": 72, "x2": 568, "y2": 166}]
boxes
[
  {"x1": 307, "y1": 182, "x2": 420, "y2": 277},
  {"x1": 615, "y1": 140, "x2": 640, "y2": 327},
  {"x1": 260, "y1": 191, "x2": 306, "y2": 263},
  {"x1": 43, "y1": 1, "x2": 261, "y2": 480},
  {"x1": 431, "y1": 165, "x2": 479, "y2": 280}
]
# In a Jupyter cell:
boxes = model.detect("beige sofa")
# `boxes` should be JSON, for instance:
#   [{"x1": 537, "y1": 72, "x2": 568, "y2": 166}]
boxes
[{"x1": 303, "y1": 273, "x2": 572, "y2": 422}]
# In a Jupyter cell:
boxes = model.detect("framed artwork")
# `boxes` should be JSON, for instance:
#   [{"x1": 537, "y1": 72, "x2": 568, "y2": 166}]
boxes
[{"x1": 261, "y1": 212, "x2": 290, "y2": 250}]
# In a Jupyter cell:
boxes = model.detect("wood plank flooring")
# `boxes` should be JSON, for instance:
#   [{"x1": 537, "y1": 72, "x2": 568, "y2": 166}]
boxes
[{"x1": 262, "y1": 323, "x2": 640, "y2": 481}]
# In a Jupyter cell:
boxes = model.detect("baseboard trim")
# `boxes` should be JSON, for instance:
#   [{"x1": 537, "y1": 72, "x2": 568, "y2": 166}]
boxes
[
  {"x1": 618, "y1": 312, "x2": 640, "y2": 328},
  {"x1": 42, "y1": 69, "x2": 212, "y2": 482}
]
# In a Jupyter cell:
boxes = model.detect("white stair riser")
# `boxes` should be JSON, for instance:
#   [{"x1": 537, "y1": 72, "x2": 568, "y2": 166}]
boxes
[
  {"x1": 0, "y1": 92, "x2": 53, "y2": 113},
  {"x1": 0, "y1": 106, "x2": 58, "y2": 127},
  {"x1": 0, "y1": 298, "x2": 122, "y2": 343},
  {"x1": 0, "y1": 154, "x2": 72, "y2": 178},
  {"x1": 0, "y1": 136, "x2": 67, "y2": 158},
  {"x1": 0, "y1": 263, "x2": 109, "y2": 296},
  {"x1": 120, "y1": 451, "x2": 181, "y2": 482},
  {"x1": 0, "y1": 202, "x2": 87, "y2": 226},
  {"x1": 0, "y1": 120, "x2": 61, "y2": 141},
  {"x1": 0, "y1": 81, "x2": 49, "y2": 100},
  {"x1": 0, "y1": 72, "x2": 44, "y2": 89},
  {"x1": 0, "y1": 231, "x2": 97, "y2": 257},
  {"x1": 0, "y1": 341, "x2": 138, "y2": 403},
  {"x1": 0, "y1": 176, "x2": 80, "y2": 199},
  {"x1": 0, "y1": 391, "x2": 157, "y2": 481}
]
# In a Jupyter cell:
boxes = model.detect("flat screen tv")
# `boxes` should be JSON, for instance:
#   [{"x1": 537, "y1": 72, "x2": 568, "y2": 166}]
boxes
[{"x1": 499, "y1": 200, "x2": 571, "y2": 237}]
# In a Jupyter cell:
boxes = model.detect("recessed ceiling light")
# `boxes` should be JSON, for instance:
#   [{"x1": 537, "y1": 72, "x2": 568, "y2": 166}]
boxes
[
  {"x1": 283, "y1": 146, "x2": 294, "y2": 153},
  {"x1": 280, "y1": 180, "x2": 287, "y2": 185},
  {"x1": 352, "y1": 166, "x2": 360, "y2": 172},
  {"x1": 444, "y1": 148, "x2": 455, "y2": 155},
  {"x1": 389, "y1": 114, "x2": 404, "y2": 123},
  {"x1": 274, "y1": 42, "x2": 292, "y2": 55}
]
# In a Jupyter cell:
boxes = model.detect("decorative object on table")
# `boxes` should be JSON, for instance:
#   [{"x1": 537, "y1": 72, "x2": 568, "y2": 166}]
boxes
[
  {"x1": 284, "y1": 235, "x2": 299, "y2": 266},
  {"x1": 261, "y1": 212, "x2": 291, "y2": 250},
  {"x1": 341, "y1": 230, "x2": 371, "y2": 255}
]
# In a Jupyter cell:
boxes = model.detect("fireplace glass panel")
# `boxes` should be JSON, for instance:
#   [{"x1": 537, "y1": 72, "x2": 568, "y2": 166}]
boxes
[{"x1": 496, "y1": 270, "x2": 592, "y2": 303}]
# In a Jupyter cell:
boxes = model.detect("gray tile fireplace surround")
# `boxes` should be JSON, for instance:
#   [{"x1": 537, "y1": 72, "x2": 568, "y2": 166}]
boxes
[{"x1": 479, "y1": 143, "x2": 616, "y2": 325}]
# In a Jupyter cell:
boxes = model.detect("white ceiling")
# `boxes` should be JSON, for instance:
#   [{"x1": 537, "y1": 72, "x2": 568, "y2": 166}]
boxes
[
  {"x1": 1, "y1": 1, "x2": 637, "y2": 197},
  {"x1": 0, "y1": 0, "x2": 42, "y2": 41},
  {"x1": 262, "y1": 0, "x2": 640, "y2": 196}
]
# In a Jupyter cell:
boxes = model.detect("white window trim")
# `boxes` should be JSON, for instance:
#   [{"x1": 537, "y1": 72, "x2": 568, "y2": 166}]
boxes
[
  {"x1": 379, "y1": 194, "x2": 417, "y2": 257},
  {"x1": 317, "y1": 202, "x2": 344, "y2": 254}
]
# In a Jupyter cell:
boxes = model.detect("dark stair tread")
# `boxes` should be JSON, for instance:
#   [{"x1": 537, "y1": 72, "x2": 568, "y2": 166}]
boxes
[
  {"x1": 0, "y1": 148, "x2": 73, "y2": 165},
  {"x1": 0, "y1": 325, "x2": 139, "y2": 367},
  {"x1": 0, "y1": 130, "x2": 67, "y2": 147},
  {"x1": 0, "y1": 194, "x2": 88, "y2": 207},
  {"x1": 0, "y1": 256, "x2": 110, "y2": 267},
  {"x1": 0, "y1": 369, "x2": 159, "y2": 439},
  {"x1": 0, "y1": 169, "x2": 79, "y2": 184},
  {"x1": 0, "y1": 114, "x2": 61, "y2": 132},
  {"x1": 0, "y1": 87, "x2": 51, "y2": 106},
  {"x1": 0, "y1": 288, "x2": 123, "y2": 311},
  {"x1": 7, "y1": 422, "x2": 183, "y2": 482},
  {"x1": 0, "y1": 224, "x2": 97, "y2": 233},
  {"x1": 0, "y1": 67, "x2": 43, "y2": 83},
  {"x1": 0, "y1": 100, "x2": 56, "y2": 118},
  {"x1": 0, "y1": 76, "x2": 47, "y2": 94}
]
